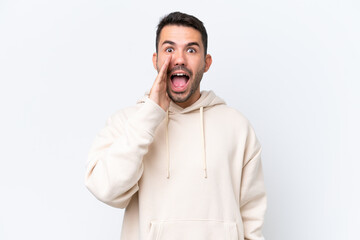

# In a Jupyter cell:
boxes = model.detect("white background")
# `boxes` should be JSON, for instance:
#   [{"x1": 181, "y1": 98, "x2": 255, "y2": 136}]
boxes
[{"x1": 0, "y1": 0, "x2": 359, "y2": 239}]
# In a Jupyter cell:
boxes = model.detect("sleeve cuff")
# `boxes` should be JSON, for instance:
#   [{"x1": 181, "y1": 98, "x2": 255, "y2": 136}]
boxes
[{"x1": 127, "y1": 96, "x2": 166, "y2": 136}]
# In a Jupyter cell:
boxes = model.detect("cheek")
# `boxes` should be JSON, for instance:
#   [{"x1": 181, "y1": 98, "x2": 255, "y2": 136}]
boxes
[
  {"x1": 155, "y1": 59, "x2": 163, "y2": 71},
  {"x1": 192, "y1": 59, "x2": 206, "y2": 72}
]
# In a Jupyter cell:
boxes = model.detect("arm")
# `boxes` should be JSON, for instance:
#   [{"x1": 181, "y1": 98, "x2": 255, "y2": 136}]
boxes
[
  {"x1": 240, "y1": 124, "x2": 267, "y2": 240},
  {"x1": 85, "y1": 98, "x2": 165, "y2": 208},
  {"x1": 85, "y1": 55, "x2": 171, "y2": 208}
]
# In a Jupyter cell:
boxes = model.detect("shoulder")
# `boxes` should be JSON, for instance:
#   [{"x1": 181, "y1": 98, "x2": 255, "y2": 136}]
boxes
[
  {"x1": 208, "y1": 104, "x2": 260, "y2": 144},
  {"x1": 208, "y1": 104, "x2": 252, "y2": 127},
  {"x1": 107, "y1": 96, "x2": 165, "y2": 126}
]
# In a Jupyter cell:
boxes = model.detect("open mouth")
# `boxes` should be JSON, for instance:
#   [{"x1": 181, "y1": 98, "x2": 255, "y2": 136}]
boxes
[{"x1": 170, "y1": 73, "x2": 190, "y2": 92}]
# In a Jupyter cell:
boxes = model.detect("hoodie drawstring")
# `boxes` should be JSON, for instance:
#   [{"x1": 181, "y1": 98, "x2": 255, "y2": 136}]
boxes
[
  {"x1": 200, "y1": 107, "x2": 208, "y2": 178},
  {"x1": 166, "y1": 110, "x2": 170, "y2": 179},
  {"x1": 165, "y1": 107, "x2": 208, "y2": 179}
]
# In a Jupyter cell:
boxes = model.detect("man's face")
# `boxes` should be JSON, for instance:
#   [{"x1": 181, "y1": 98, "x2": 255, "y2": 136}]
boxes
[{"x1": 153, "y1": 25, "x2": 212, "y2": 108}]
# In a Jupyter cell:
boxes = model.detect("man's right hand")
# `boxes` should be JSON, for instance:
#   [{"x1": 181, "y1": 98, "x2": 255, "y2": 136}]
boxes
[{"x1": 149, "y1": 55, "x2": 172, "y2": 111}]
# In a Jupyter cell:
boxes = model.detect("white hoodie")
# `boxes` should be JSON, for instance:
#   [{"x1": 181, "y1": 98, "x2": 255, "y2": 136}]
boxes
[{"x1": 85, "y1": 90, "x2": 267, "y2": 240}]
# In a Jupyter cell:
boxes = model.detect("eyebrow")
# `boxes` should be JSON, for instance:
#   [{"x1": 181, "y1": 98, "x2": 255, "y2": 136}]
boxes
[{"x1": 162, "y1": 40, "x2": 200, "y2": 48}]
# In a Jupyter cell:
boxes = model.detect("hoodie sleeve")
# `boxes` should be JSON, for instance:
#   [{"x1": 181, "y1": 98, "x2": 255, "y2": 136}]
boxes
[
  {"x1": 240, "y1": 124, "x2": 267, "y2": 240},
  {"x1": 85, "y1": 97, "x2": 166, "y2": 208}
]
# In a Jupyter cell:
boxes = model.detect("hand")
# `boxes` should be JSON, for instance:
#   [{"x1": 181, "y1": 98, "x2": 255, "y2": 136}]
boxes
[{"x1": 149, "y1": 55, "x2": 171, "y2": 111}]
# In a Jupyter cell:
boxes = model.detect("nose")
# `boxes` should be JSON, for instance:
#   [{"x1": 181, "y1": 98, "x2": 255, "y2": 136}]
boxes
[{"x1": 173, "y1": 50, "x2": 186, "y2": 66}]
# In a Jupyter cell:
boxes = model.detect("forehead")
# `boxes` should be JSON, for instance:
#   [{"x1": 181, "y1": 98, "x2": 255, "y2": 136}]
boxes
[{"x1": 159, "y1": 25, "x2": 203, "y2": 48}]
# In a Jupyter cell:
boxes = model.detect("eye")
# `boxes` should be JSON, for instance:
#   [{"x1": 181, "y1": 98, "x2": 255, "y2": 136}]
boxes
[
  {"x1": 187, "y1": 48, "x2": 196, "y2": 53},
  {"x1": 165, "y1": 47, "x2": 174, "y2": 53}
]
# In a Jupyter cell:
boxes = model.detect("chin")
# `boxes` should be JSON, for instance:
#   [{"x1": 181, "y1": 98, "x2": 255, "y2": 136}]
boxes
[{"x1": 168, "y1": 90, "x2": 191, "y2": 103}]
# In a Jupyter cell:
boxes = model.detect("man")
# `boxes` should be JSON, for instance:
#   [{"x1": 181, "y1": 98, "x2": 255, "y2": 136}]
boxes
[{"x1": 85, "y1": 11, "x2": 267, "y2": 240}]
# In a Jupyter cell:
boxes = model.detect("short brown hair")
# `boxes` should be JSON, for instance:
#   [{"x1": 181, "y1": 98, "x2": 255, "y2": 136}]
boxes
[{"x1": 156, "y1": 12, "x2": 208, "y2": 56}]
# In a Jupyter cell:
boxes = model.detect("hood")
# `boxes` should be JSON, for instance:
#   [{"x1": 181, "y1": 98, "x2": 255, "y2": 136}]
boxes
[
  {"x1": 137, "y1": 90, "x2": 226, "y2": 114},
  {"x1": 168, "y1": 90, "x2": 226, "y2": 114},
  {"x1": 137, "y1": 90, "x2": 226, "y2": 179}
]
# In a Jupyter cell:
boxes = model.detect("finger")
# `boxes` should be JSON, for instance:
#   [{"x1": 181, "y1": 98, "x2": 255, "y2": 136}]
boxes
[{"x1": 157, "y1": 55, "x2": 172, "y2": 81}]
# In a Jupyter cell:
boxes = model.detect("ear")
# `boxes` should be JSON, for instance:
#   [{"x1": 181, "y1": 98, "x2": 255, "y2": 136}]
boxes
[
  {"x1": 204, "y1": 54, "x2": 212, "y2": 73},
  {"x1": 152, "y1": 53, "x2": 158, "y2": 70}
]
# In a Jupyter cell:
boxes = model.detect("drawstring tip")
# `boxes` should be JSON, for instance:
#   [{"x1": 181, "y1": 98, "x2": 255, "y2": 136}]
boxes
[
  {"x1": 204, "y1": 169, "x2": 208, "y2": 178},
  {"x1": 167, "y1": 170, "x2": 170, "y2": 179}
]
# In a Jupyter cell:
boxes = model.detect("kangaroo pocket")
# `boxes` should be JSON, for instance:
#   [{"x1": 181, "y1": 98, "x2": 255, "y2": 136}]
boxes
[{"x1": 147, "y1": 219, "x2": 239, "y2": 240}]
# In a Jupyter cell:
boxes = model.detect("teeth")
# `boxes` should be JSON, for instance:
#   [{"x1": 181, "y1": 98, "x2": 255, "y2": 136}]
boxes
[
  {"x1": 170, "y1": 72, "x2": 189, "y2": 80},
  {"x1": 173, "y1": 73, "x2": 187, "y2": 77}
]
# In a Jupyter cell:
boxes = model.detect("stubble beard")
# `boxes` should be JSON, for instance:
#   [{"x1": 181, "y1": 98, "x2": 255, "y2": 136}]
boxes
[{"x1": 166, "y1": 64, "x2": 205, "y2": 104}]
